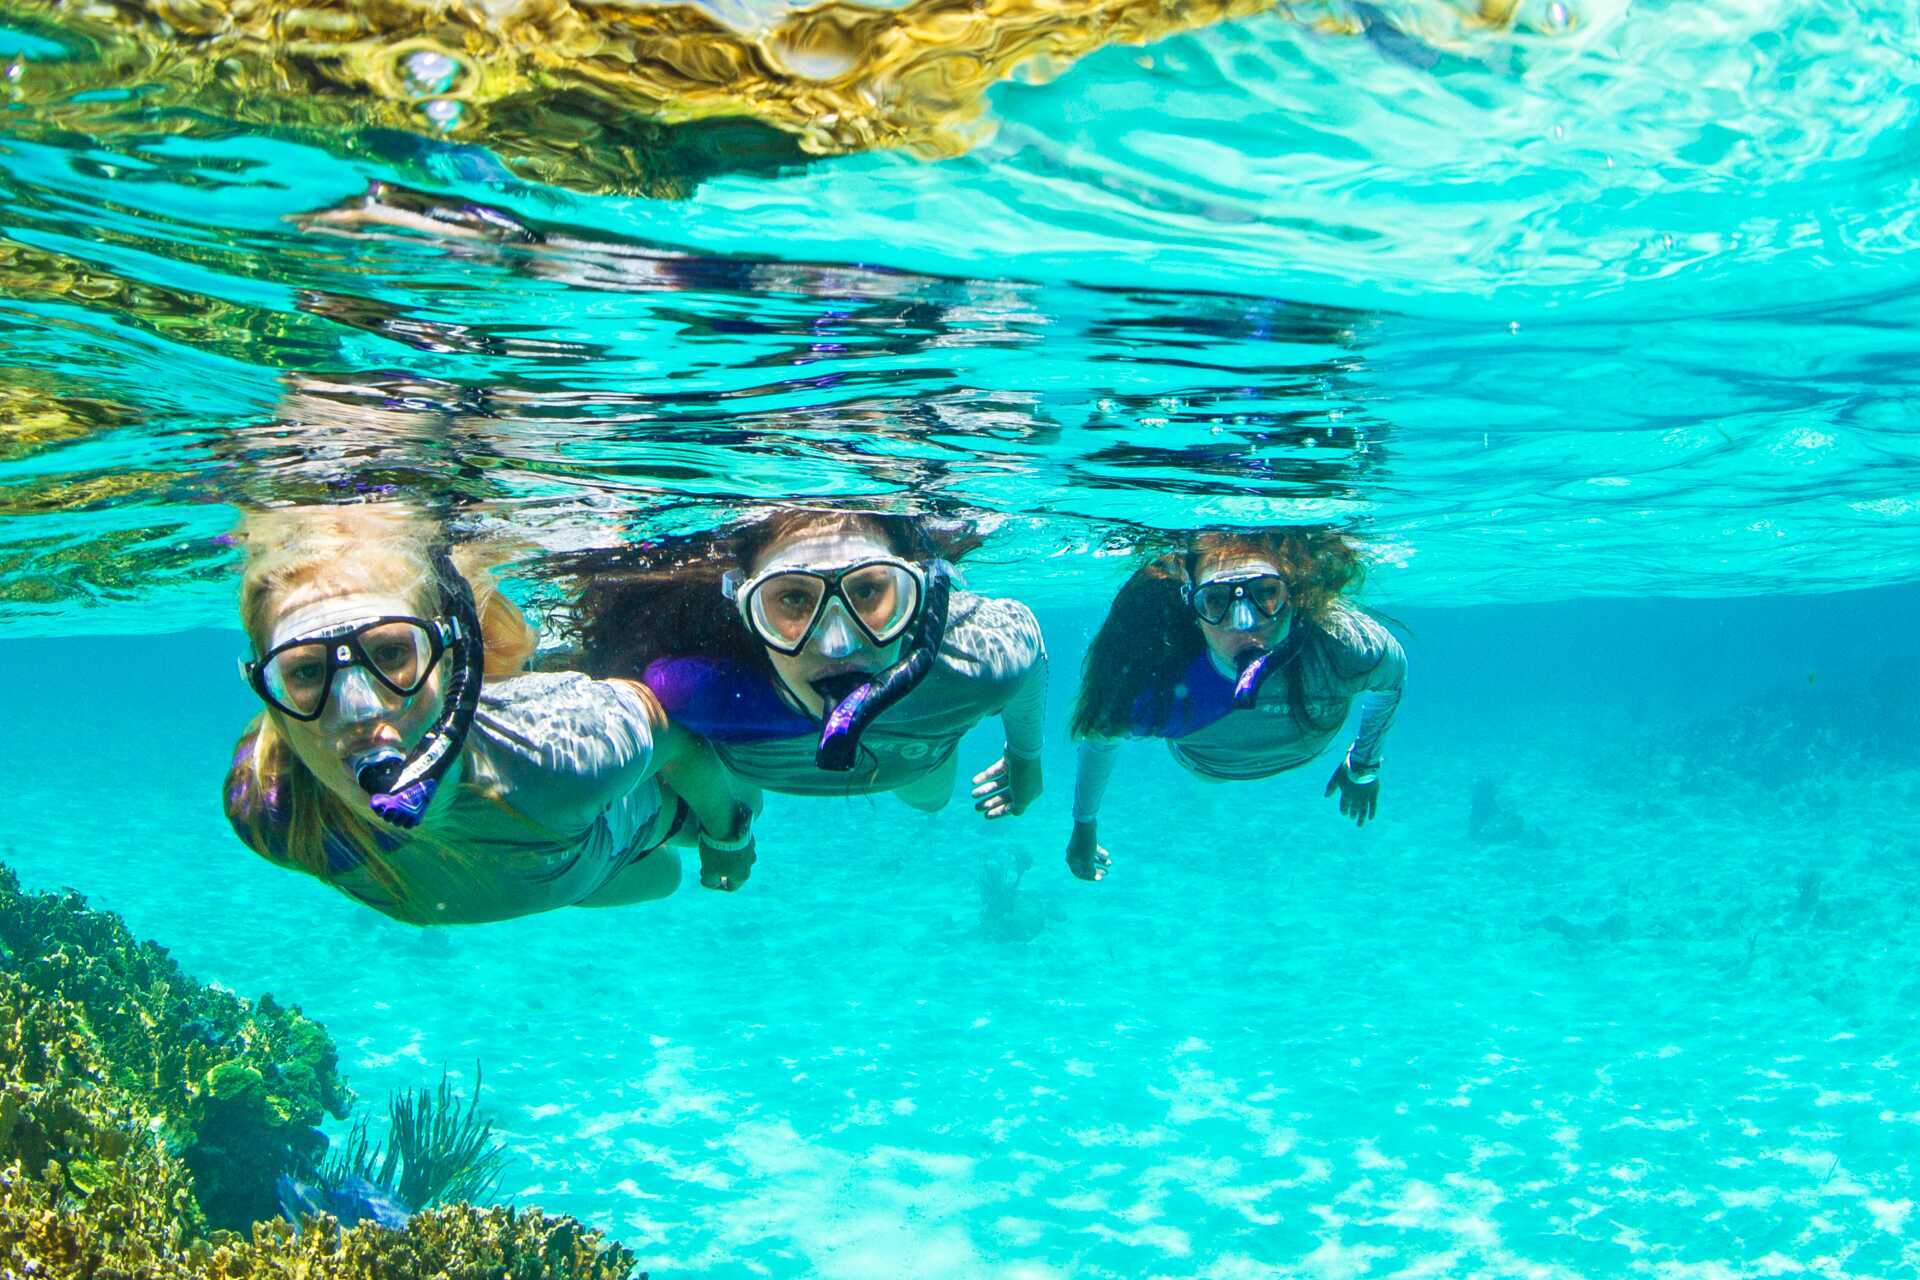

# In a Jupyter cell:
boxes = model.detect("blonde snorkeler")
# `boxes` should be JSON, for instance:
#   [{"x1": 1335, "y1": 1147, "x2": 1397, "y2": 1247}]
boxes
[{"x1": 223, "y1": 503, "x2": 758, "y2": 922}]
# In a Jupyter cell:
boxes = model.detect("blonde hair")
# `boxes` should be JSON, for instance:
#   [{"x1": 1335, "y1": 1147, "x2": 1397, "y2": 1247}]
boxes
[{"x1": 224, "y1": 504, "x2": 538, "y2": 912}]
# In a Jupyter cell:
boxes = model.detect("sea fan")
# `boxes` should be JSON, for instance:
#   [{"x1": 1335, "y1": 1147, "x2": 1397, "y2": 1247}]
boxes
[{"x1": 323, "y1": 1064, "x2": 506, "y2": 1211}]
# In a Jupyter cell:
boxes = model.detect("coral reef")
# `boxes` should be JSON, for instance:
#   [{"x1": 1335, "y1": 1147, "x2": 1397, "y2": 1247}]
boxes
[
  {"x1": 976, "y1": 850, "x2": 1046, "y2": 944},
  {"x1": 0, "y1": 863, "x2": 350, "y2": 1228},
  {"x1": 1677, "y1": 661, "x2": 1920, "y2": 789},
  {"x1": 1466, "y1": 776, "x2": 1552, "y2": 847},
  {"x1": 0, "y1": 864, "x2": 640, "y2": 1277}
]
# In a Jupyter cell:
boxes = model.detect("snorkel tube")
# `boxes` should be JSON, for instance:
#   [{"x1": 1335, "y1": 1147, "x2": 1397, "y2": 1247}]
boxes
[
  {"x1": 355, "y1": 546, "x2": 484, "y2": 828},
  {"x1": 1230, "y1": 609, "x2": 1300, "y2": 710},
  {"x1": 813, "y1": 562, "x2": 953, "y2": 772}
]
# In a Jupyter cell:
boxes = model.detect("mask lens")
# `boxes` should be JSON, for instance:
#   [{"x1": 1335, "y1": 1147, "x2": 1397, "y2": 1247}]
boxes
[
  {"x1": 1248, "y1": 576, "x2": 1288, "y2": 617},
  {"x1": 263, "y1": 642, "x2": 332, "y2": 717},
  {"x1": 840, "y1": 563, "x2": 919, "y2": 644},
  {"x1": 1195, "y1": 575, "x2": 1288, "y2": 625},
  {"x1": 360, "y1": 620, "x2": 435, "y2": 693},
  {"x1": 1193, "y1": 582, "x2": 1238, "y2": 625},
  {"x1": 749, "y1": 573, "x2": 829, "y2": 647}
]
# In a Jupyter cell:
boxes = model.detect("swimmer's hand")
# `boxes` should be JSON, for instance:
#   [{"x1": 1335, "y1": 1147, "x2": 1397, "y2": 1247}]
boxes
[
  {"x1": 972, "y1": 751, "x2": 1042, "y2": 820},
  {"x1": 1066, "y1": 820, "x2": 1110, "y2": 882},
  {"x1": 698, "y1": 814, "x2": 756, "y2": 892},
  {"x1": 1324, "y1": 757, "x2": 1380, "y2": 827}
]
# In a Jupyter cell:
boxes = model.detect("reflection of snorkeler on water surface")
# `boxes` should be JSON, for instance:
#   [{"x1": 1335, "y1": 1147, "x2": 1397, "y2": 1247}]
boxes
[
  {"x1": 1065, "y1": 526, "x2": 1404, "y2": 881},
  {"x1": 223, "y1": 502, "x2": 759, "y2": 920},
  {"x1": 559, "y1": 507, "x2": 1047, "y2": 834},
  {"x1": 219, "y1": 366, "x2": 1022, "y2": 523},
  {"x1": 295, "y1": 180, "x2": 1055, "y2": 358}
]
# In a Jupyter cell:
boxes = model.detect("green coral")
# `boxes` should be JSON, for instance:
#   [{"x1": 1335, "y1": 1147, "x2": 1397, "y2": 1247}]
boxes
[
  {"x1": 0, "y1": 863, "x2": 349, "y2": 1227},
  {"x1": 0, "y1": 863, "x2": 641, "y2": 1277}
]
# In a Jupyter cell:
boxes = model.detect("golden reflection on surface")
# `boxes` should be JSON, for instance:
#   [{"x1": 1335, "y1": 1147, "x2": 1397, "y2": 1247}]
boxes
[{"x1": 3, "y1": 0, "x2": 1532, "y2": 193}]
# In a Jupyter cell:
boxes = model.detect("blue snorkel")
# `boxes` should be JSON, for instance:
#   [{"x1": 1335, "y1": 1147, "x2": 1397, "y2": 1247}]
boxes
[
  {"x1": 813, "y1": 562, "x2": 953, "y2": 772},
  {"x1": 355, "y1": 546, "x2": 484, "y2": 828}
]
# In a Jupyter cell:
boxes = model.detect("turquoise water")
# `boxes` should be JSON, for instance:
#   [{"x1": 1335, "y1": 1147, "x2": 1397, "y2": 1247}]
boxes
[
  {"x1": 6, "y1": 0, "x2": 1920, "y2": 1274},
  {"x1": 5, "y1": 594, "x2": 1919, "y2": 1276}
]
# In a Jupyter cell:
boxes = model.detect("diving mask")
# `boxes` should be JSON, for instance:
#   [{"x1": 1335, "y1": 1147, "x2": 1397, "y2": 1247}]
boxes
[
  {"x1": 1183, "y1": 572, "x2": 1289, "y2": 632},
  {"x1": 244, "y1": 615, "x2": 453, "y2": 721},
  {"x1": 723, "y1": 556, "x2": 925, "y2": 656}
]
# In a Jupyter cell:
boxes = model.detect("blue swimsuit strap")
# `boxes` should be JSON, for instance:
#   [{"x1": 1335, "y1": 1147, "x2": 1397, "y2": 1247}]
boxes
[
  {"x1": 642, "y1": 656, "x2": 815, "y2": 743},
  {"x1": 1127, "y1": 651, "x2": 1239, "y2": 740}
]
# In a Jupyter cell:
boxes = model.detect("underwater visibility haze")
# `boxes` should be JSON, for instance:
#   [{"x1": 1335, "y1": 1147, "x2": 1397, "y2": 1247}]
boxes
[{"x1": 2, "y1": 0, "x2": 1920, "y2": 1275}]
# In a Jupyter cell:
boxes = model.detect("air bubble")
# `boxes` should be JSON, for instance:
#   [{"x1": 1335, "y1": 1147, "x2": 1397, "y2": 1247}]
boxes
[
  {"x1": 423, "y1": 98, "x2": 464, "y2": 131},
  {"x1": 401, "y1": 48, "x2": 463, "y2": 97},
  {"x1": 1544, "y1": 1, "x2": 1571, "y2": 33}
]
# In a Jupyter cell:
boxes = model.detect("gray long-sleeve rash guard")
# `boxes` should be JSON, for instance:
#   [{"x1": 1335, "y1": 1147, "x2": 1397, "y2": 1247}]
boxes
[
  {"x1": 317, "y1": 672, "x2": 677, "y2": 924},
  {"x1": 1072, "y1": 605, "x2": 1405, "y2": 822}
]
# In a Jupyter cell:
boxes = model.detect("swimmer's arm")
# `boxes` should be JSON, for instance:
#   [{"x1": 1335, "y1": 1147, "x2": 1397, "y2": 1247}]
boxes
[
  {"x1": 612, "y1": 679, "x2": 749, "y2": 843},
  {"x1": 1071, "y1": 737, "x2": 1121, "y2": 825},
  {"x1": 1065, "y1": 737, "x2": 1118, "y2": 881},
  {"x1": 1346, "y1": 628, "x2": 1407, "y2": 770},
  {"x1": 999, "y1": 645, "x2": 1048, "y2": 761}
]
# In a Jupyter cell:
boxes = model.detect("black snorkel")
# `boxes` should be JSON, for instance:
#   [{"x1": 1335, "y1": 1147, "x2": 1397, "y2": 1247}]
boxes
[
  {"x1": 356, "y1": 546, "x2": 484, "y2": 828},
  {"x1": 813, "y1": 562, "x2": 953, "y2": 772}
]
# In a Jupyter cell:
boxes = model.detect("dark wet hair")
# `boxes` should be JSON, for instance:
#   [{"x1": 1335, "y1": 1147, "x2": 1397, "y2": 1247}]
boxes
[
  {"x1": 1070, "y1": 526, "x2": 1367, "y2": 739},
  {"x1": 564, "y1": 507, "x2": 984, "y2": 679}
]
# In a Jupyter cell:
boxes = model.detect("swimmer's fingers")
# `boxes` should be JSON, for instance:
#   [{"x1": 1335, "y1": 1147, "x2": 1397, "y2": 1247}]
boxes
[
  {"x1": 972, "y1": 757, "x2": 1013, "y2": 817},
  {"x1": 1067, "y1": 846, "x2": 1111, "y2": 881},
  {"x1": 978, "y1": 789, "x2": 1014, "y2": 819}
]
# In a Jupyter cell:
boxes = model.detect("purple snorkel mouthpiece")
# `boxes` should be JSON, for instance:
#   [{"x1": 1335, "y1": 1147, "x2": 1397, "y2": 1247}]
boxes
[
  {"x1": 367, "y1": 777, "x2": 440, "y2": 827},
  {"x1": 1232, "y1": 647, "x2": 1280, "y2": 709},
  {"x1": 815, "y1": 682, "x2": 880, "y2": 772}
]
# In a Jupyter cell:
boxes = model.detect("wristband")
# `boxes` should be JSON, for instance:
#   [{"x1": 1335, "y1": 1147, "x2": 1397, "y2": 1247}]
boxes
[
  {"x1": 1343, "y1": 749, "x2": 1380, "y2": 786},
  {"x1": 700, "y1": 808, "x2": 754, "y2": 851}
]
